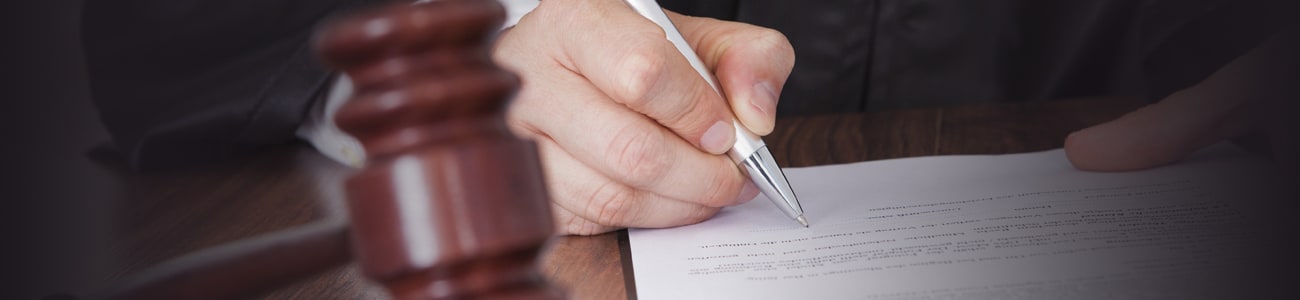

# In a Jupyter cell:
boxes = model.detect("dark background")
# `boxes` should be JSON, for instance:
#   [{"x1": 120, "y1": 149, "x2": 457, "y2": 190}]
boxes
[
  {"x1": 2, "y1": 1, "x2": 1296, "y2": 299},
  {"x1": 3, "y1": 1, "x2": 117, "y2": 299}
]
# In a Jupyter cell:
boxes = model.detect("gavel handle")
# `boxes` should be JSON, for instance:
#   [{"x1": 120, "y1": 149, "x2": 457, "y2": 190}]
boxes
[{"x1": 99, "y1": 220, "x2": 352, "y2": 300}]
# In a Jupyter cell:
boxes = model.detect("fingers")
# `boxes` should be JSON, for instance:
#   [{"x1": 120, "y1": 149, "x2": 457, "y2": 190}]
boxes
[
  {"x1": 550, "y1": 204, "x2": 617, "y2": 236},
  {"x1": 494, "y1": 0, "x2": 777, "y2": 234},
  {"x1": 537, "y1": 138, "x2": 721, "y2": 235},
  {"x1": 1064, "y1": 90, "x2": 1252, "y2": 171},
  {"x1": 512, "y1": 68, "x2": 748, "y2": 206},
  {"x1": 669, "y1": 12, "x2": 795, "y2": 135},
  {"x1": 544, "y1": 0, "x2": 737, "y2": 154}
]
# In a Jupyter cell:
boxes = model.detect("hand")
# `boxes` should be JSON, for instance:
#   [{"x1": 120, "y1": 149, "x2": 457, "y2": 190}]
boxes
[
  {"x1": 493, "y1": 0, "x2": 795, "y2": 235},
  {"x1": 1064, "y1": 29, "x2": 1298, "y2": 173},
  {"x1": 1064, "y1": 86, "x2": 1252, "y2": 171}
]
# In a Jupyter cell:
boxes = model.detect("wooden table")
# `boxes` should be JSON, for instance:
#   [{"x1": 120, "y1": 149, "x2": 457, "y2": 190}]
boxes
[{"x1": 98, "y1": 97, "x2": 1144, "y2": 299}]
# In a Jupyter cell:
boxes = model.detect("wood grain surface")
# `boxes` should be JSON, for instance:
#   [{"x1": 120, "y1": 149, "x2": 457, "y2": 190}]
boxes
[{"x1": 95, "y1": 97, "x2": 1144, "y2": 299}]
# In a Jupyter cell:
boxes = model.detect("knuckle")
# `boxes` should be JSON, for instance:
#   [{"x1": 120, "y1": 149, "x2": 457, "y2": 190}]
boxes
[
  {"x1": 697, "y1": 168, "x2": 743, "y2": 207},
  {"x1": 556, "y1": 210, "x2": 583, "y2": 235},
  {"x1": 556, "y1": 204, "x2": 606, "y2": 236},
  {"x1": 567, "y1": 219, "x2": 599, "y2": 236},
  {"x1": 564, "y1": 215, "x2": 601, "y2": 236},
  {"x1": 504, "y1": 107, "x2": 538, "y2": 136},
  {"x1": 615, "y1": 51, "x2": 665, "y2": 108},
  {"x1": 741, "y1": 28, "x2": 795, "y2": 71},
  {"x1": 574, "y1": 225, "x2": 605, "y2": 236},
  {"x1": 612, "y1": 36, "x2": 667, "y2": 107},
  {"x1": 606, "y1": 125, "x2": 670, "y2": 186},
  {"x1": 754, "y1": 28, "x2": 792, "y2": 47},
  {"x1": 669, "y1": 87, "x2": 714, "y2": 128},
  {"x1": 584, "y1": 182, "x2": 636, "y2": 227},
  {"x1": 684, "y1": 206, "x2": 720, "y2": 225},
  {"x1": 752, "y1": 28, "x2": 793, "y2": 55}
]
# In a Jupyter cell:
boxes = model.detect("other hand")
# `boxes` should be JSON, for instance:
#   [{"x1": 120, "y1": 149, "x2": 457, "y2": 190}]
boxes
[{"x1": 1065, "y1": 29, "x2": 1297, "y2": 174}]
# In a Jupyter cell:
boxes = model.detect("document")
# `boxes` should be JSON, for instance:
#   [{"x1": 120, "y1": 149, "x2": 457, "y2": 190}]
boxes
[{"x1": 628, "y1": 145, "x2": 1286, "y2": 299}]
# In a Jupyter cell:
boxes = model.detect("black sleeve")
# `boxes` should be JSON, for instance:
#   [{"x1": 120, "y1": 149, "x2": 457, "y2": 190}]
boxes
[
  {"x1": 661, "y1": 0, "x2": 1298, "y2": 114},
  {"x1": 82, "y1": 0, "x2": 376, "y2": 170},
  {"x1": 659, "y1": 0, "x2": 738, "y2": 20},
  {"x1": 1139, "y1": 0, "x2": 1300, "y2": 101}
]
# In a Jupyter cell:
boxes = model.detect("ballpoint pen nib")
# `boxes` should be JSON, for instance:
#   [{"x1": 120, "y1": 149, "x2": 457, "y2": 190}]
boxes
[{"x1": 796, "y1": 215, "x2": 809, "y2": 227}]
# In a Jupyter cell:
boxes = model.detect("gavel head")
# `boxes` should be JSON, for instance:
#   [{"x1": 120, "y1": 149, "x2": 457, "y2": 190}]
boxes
[{"x1": 314, "y1": 1, "x2": 562, "y2": 299}]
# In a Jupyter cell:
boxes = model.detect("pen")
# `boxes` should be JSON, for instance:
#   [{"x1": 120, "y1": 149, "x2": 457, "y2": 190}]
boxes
[{"x1": 623, "y1": 0, "x2": 808, "y2": 227}]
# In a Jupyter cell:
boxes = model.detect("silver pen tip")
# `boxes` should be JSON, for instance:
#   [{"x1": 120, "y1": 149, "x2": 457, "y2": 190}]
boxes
[{"x1": 796, "y1": 215, "x2": 809, "y2": 227}]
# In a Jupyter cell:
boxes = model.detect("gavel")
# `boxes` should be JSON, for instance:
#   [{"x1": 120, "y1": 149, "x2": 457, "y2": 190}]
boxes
[{"x1": 97, "y1": 0, "x2": 564, "y2": 299}]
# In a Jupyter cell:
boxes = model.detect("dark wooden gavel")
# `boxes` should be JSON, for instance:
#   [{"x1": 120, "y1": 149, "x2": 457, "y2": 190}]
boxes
[{"x1": 98, "y1": 0, "x2": 563, "y2": 299}]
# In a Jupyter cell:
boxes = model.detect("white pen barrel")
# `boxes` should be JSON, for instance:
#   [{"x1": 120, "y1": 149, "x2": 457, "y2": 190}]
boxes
[
  {"x1": 623, "y1": 0, "x2": 767, "y2": 163},
  {"x1": 623, "y1": 0, "x2": 719, "y2": 93}
]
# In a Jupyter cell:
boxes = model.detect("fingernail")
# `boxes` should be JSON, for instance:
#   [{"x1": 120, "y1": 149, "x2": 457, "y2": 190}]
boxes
[
  {"x1": 752, "y1": 82, "x2": 778, "y2": 118},
  {"x1": 700, "y1": 120, "x2": 735, "y2": 154},
  {"x1": 734, "y1": 180, "x2": 760, "y2": 205}
]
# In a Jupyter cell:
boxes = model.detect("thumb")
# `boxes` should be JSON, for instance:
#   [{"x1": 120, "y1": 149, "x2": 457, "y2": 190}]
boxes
[
  {"x1": 1064, "y1": 90, "x2": 1252, "y2": 172},
  {"x1": 667, "y1": 11, "x2": 794, "y2": 135}
]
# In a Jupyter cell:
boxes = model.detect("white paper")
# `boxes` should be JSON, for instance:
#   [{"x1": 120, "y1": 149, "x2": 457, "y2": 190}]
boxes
[{"x1": 629, "y1": 144, "x2": 1284, "y2": 300}]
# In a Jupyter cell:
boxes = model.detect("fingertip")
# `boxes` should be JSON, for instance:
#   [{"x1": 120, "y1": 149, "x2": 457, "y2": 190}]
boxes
[
  {"x1": 680, "y1": 206, "x2": 723, "y2": 226},
  {"x1": 1063, "y1": 124, "x2": 1146, "y2": 172},
  {"x1": 714, "y1": 40, "x2": 787, "y2": 136},
  {"x1": 1063, "y1": 117, "x2": 1186, "y2": 172},
  {"x1": 742, "y1": 81, "x2": 779, "y2": 135},
  {"x1": 1063, "y1": 130, "x2": 1105, "y2": 171},
  {"x1": 700, "y1": 120, "x2": 737, "y2": 154}
]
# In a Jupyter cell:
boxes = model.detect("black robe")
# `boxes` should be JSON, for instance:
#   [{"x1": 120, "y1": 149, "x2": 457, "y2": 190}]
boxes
[
  {"x1": 661, "y1": 0, "x2": 1297, "y2": 113},
  {"x1": 81, "y1": 0, "x2": 1295, "y2": 170}
]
